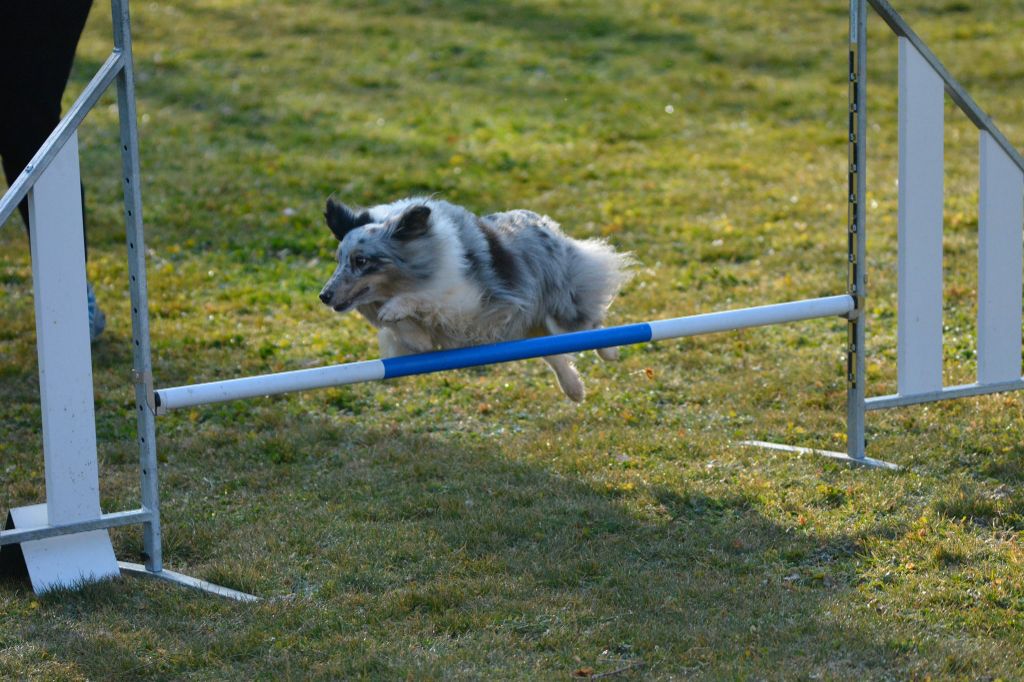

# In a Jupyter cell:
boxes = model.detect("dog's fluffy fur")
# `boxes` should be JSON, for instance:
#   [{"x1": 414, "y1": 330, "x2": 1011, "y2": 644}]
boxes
[{"x1": 318, "y1": 197, "x2": 633, "y2": 401}]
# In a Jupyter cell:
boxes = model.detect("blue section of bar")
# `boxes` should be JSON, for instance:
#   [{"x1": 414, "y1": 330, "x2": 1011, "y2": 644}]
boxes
[{"x1": 382, "y1": 323, "x2": 653, "y2": 379}]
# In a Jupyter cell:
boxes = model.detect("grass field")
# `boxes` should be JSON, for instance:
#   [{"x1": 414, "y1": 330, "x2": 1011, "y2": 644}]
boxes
[{"x1": 3, "y1": 0, "x2": 1024, "y2": 678}]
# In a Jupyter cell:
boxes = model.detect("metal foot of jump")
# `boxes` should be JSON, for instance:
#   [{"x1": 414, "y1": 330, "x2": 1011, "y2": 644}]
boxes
[
  {"x1": 739, "y1": 441, "x2": 899, "y2": 471},
  {"x1": 118, "y1": 562, "x2": 260, "y2": 603}
]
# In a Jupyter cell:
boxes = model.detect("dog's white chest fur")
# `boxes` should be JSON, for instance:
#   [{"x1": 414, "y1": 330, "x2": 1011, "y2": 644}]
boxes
[
  {"x1": 379, "y1": 285, "x2": 484, "y2": 340},
  {"x1": 376, "y1": 215, "x2": 487, "y2": 340}
]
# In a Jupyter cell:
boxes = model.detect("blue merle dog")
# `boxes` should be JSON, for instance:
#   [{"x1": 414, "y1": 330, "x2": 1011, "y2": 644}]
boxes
[{"x1": 319, "y1": 197, "x2": 633, "y2": 401}]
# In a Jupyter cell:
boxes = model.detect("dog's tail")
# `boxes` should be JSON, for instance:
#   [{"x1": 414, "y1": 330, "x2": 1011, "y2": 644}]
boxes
[{"x1": 565, "y1": 238, "x2": 636, "y2": 327}]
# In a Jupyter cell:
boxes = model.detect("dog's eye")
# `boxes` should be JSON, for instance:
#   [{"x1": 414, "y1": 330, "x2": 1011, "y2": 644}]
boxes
[{"x1": 352, "y1": 255, "x2": 368, "y2": 268}]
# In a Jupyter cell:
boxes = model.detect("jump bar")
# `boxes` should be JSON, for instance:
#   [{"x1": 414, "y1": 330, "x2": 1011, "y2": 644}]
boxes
[{"x1": 154, "y1": 294, "x2": 854, "y2": 412}]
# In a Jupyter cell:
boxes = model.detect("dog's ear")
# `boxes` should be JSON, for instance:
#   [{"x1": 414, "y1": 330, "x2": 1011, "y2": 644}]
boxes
[
  {"x1": 325, "y1": 199, "x2": 372, "y2": 241},
  {"x1": 391, "y1": 205, "x2": 431, "y2": 242}
]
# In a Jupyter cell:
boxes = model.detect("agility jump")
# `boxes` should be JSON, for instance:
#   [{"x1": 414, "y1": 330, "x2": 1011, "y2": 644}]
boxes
[
  {"x1": 154, "y1": 295, "x2": 855, "y2": 412},
  {"x1": 1, "y1": 0, "x2": 1022, "y2": 600}
]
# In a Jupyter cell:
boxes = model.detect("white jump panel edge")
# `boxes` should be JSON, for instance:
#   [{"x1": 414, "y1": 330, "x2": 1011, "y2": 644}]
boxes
[
  {"x1": 897, "y1": 36, "x2": 945, "y2": 396},
  {"x1": 16, "y1": 132, "x2": 119, "y2": 591},
  {"x1": 977, "y1": 130, "x2": 1024, "y2": 386}
]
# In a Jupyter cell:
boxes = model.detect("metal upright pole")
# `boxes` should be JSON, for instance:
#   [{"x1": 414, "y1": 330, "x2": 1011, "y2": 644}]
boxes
[
  {"x1": 111, "y1": 0, "x2": 162, "y2": 573},
  {"x1": 846, "y1": 0, "x2": 869, "y2": 461}
]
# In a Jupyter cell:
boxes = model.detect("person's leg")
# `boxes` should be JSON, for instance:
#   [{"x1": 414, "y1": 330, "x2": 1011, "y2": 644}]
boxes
[
  {"x1": 0, "y1": 0, "x2": 102, "y2": 338},
  {"x1": 0, "y1": 0, "x2": 94, "y2": 235}
]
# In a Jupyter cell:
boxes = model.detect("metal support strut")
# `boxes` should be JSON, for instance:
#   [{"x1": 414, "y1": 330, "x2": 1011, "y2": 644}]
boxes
[
  {"x1": 110, "y1": 0, "x2": 255, "y2": 601},
  {"x1": 846, "y1": 0, "x2": 869, "y2": 463},
  {"x1": 751, "y1": 0, "x2": 896, "y2": 470}
]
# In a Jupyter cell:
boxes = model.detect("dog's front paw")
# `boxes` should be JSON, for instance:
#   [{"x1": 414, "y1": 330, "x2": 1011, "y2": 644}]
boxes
[
  {"x1": 377, "y1": 298, "x2": 415, "y2": 323},
  {"x1": 378, "y1": 328, "x2": 404, "y2": 358}
]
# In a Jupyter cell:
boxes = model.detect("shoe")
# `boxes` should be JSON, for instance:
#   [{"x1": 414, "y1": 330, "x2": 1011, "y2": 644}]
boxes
[{"x1": 87, "y1": 282, "x2": 106, "y2": 342}]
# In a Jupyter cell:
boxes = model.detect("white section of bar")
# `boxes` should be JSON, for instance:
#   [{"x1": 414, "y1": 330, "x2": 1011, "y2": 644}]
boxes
[
  {"x1": 897, "y1": 37, "x2": 945, "y2": 397},
  {"x1": 157, "y1": 359, "x2": 386, "y2": 412},
  {"x1": 29, "y1": 133, "x2": 103, "y2": 526},
  {"x1": 648, "y1": 295, "x2": 854, "y2": 342},
  {"x1": 977, "y1": 130, "x2": 1024, "y2": 386}
]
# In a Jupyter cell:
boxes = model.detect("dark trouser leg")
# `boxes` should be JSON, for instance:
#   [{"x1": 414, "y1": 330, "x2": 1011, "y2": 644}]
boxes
[{"x1": 0, "y1": 0, "x2": 93, "y2": 246}]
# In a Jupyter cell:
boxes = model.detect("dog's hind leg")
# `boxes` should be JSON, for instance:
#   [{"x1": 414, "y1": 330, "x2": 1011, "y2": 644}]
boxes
[
  {"x1": 545, "y1": 316, "x2": 619, "y2": 363},
  {"x1": 594, "y1": 328, "x2": 619, "y2": 362},
  {"x1": 579, "y1": 320, "x2": 620, "y2": 362},
  {"x1": 543, "y1": 354, "x2": 585, "y2": 403}
]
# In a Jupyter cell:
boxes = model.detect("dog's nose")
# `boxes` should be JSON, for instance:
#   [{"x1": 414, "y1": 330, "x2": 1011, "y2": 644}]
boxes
[{"x1": 319, "y1": 290, "x2": 333, "y2": 304}]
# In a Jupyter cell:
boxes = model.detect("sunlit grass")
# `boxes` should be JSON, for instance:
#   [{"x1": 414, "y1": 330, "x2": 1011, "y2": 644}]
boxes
[{"x1": 2, "y1": 0, "x2": 1024, "y2": 678}]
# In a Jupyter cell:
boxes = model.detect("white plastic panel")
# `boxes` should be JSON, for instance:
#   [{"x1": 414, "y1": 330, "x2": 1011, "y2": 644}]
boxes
[
  {"x1": 977, "y1": 130, "x2": 1024, "y2": 385},
  {"x1": 897, "y1": 37, "x2": 945, "y2": 396},
  {"x1": 28, "y1": 132, "x2": 102, "y2": 526},
  {"x1": 7, "y1": 505, "x2": 119, "y2": 594}
]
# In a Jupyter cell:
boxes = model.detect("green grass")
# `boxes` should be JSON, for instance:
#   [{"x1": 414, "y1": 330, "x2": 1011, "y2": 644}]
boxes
[{"x1": 3, "y1": 0, "x2": 1024, "y2": 678}]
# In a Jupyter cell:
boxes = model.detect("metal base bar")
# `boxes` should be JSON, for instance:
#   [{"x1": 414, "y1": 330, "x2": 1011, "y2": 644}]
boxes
[
  {"x1": 0, "y1": 508, "x2": 151, "y2": 546},
  {"x1": 866, "y1": 377, "x2": 1024, "y2": 411},
  {"x1": 740, "y1": 440, "x2": 899, "y2": 470},
  {"x1": 118, "y1": 561, "x2": 260, "y2": 602}
]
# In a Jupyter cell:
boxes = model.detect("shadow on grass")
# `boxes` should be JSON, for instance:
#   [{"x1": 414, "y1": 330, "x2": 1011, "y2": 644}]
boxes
[{"x1": 3, "y1": 401, "x2": 910, "y2": 677}]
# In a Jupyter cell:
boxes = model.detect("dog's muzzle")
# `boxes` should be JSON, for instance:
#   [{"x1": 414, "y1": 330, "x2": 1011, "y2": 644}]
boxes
[{"x1": 320, "y1": 286, "x2": 369, "y2": 312}]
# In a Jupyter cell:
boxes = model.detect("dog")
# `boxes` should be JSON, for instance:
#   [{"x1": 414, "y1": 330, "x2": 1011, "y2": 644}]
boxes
[{"x1": 318, "y1": 196, "x2": 633, "y2": 401}]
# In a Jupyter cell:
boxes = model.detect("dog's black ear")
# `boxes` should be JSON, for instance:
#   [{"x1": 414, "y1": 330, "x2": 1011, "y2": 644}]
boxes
[
  {"x1": 391, "y1": 205, "x2": 431, "y2": 242},
  {"x1": 325, "y1": 199, "x2": 372, "y2": 241}
]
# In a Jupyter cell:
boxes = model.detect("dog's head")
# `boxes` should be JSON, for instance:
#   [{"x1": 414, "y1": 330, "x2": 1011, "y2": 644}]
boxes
[{"x1": 318, "y1": 199, "x2": 433, "y2": 313}]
